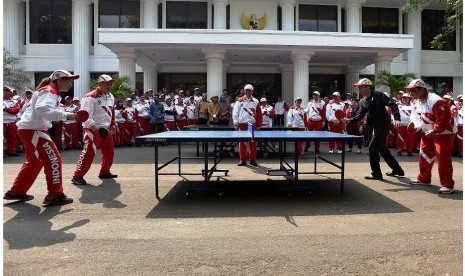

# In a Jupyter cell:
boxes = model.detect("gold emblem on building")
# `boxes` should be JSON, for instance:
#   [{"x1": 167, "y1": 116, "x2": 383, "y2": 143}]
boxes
[{"x1": 241, "y1": 13, "x2": 266, "y2": 30}]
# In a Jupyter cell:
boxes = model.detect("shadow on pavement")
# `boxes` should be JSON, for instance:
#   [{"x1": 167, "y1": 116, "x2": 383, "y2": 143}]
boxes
[
  {"x1": 146, "y1": 179, "x2": 412, "y2": 219},
  {"x1": 75, "y1": 179, "x2": 127, "y2": 208},
  {"x1": 382, "y1": 177, "x2": 463, "y2": 200},
  {"x1": 3, "y1": 203, "x2": 89, "y2": 250}
]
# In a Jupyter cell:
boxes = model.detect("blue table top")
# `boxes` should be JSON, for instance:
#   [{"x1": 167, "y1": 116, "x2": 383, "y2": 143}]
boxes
[{"x1": 137, "y1": 130, "x2": 363, "y2": 143}]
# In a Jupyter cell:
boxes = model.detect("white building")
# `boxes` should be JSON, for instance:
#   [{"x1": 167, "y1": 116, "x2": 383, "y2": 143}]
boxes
[{"x1": 3, "y1": 0, "x2": 463, "y2": 104}]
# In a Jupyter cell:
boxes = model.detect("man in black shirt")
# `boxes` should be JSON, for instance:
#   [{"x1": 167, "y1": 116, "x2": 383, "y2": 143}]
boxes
[{"x1": 342, "y1": 78, "x2": 404, "y2": 180}]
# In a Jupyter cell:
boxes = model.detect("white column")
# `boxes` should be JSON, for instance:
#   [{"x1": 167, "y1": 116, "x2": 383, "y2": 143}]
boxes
[
  {"x1": 280, "y1": 65, "x2": 294, "y2": 106},
  {"x1": 292, "y1": 51, "x2": 314, "y2": 104},
  {"x1": 3, "y1": 0, "x2": 21, "y2": 56},
  {"x1": 345, "y1": 0, "x2": 365, "y2": 33},
  {"x1": 142, "y1": 0, "x2": 158, "y2": 28},
  {"x1": 143, "y1": 65, "x2": 157, "y2": 92},
  {"x1": 407, "y1": 9, "x2": 422, "y2": 77},
  {"x1": 280, "y1": 0, "x2": 295, "y2": 31},
  {"x1": 73, "y1": 0, "x2": 91, "y2": 99},
  {"x1": 374, "y1": 54, "x2": 394, "y2": 93},
  {"x1": 212, "y1": 0, "x2": 227, "y2": 29},
  {"x1": 203, "y1": 49, "x2": 225, "y2": 98},
  {"x1": 345, "y1": 67, "x2": 361, "y2": 96},
  {"x1": 118, "y1": 52, "x2": 137, "y2": 91}
]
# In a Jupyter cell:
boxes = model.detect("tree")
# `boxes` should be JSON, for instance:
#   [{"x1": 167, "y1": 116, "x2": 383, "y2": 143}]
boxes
[
  {"x1": 402, "y1": 0, "x2": 462, "y2": 50},
  {"x1": 374, "y1": 71, "x2": 417, "y2": 98},
  {"x1": 90, "y1": 75, "x2": 133, "y2": 101},
  {"x1": 3, "y1": 49, "x2": 33, "y2": 93}
]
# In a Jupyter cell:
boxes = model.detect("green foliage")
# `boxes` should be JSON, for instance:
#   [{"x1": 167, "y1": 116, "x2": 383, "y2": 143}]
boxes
[
  {"x1": 3, "y1": 49, "x2": 33, "y2": 93},
  {"x1": 374, "y1": 71, "x2": 417, "y2": 98},
  {"x1": 90, "y1": 75, "x2": 133, "y2": 101},
  {"x1": 402, "y1": 0, "x2": 462, "y2": 50}
]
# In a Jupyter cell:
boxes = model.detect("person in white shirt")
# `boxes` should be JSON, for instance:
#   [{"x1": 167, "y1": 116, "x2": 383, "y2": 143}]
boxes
[
  {"x1": 287, "y1": 97, "x2": 307, "y2": 156},
  {"x1": 273, "y1": 96, "x2": 289, "y2": 126},
  {"x1": 3, "y1": 86, "x2": 20, "y2": 156},
  {"x1": 62, "y1": 96, "x2": 82, "y2": 149},
  {"x1": 72, "y1": 74, "x2": 117, "y2": 185},
  {"x1": 396, "y1": 93, "x2": 414, "y2": 156},
  {"x1": 135, "y1": 96, "x2": 151, "y2": 137},
  {"x1": 326, "y1": 92, "x2": 346, "y2": 153},
  {"x1": 304, "y1": 91, "x2": 326, "y2": 153},
  {"x1": 452, "y1": 95, "x2": 463, "y2": 157},
  {"x1": 4, "y1": 69, "x2": 78, "y2": 205}
]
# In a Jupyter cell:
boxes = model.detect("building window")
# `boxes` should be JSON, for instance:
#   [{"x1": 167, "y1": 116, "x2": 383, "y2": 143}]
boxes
[
  {"x1": 99, "y1": 0, "x2": 140, "y2": 28},
  {"x1": 277, "y1": 6, "x2": 282, "y2": 31},
  {"x1": 362, "y1": 7, "x2": 398, "y2": 34},
  {"x1": 30, "y1": 0, "x2": 72, "y2": 44},
  {"x1": 158, "y1": 3, "x2": 163, "y2": 28},
  {"x1": 422, "y1": 77, "x2": 453, "y2": 96},
  {"x1": 299, "y1": 5, "x2": 337, "y2": 32},
  {"x1": 422, "y1": 9, "x2": 456, "y2": 51},
  {"x1": 166, "y1": 1, "x2": 208, "y2": 29},
  {"x1": 158, "y1": 73, "x2": 207, "y2": 93},
  {"x1": 226, "y1": 4, "x2": 230, "y2": 29}
]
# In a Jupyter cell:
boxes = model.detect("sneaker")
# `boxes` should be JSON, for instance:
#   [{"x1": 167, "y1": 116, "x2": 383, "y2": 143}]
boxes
[
  {"x1": 346, "y1": 148, "x2": 352, "y2": 152},
  {"x1": 249, "y1": 161, "x2": 258, "y2": 167},
  {"x1": 364, "y1": 173, "x2": 383, "y2": 180},
  {"x1": 237, "y1": 161, "x2": 246, "y2": 166},
  {"x1": 337, "y1": 149, "x2": 342, "y2": 154},
  {"x1": 43, "y1": 194, "x2": 73, "y2": 206},
  {"x1": 98, "y1": 173, "x2": 118, "y2": 179},
  {"x1": 329, "y1": 150, "x2": 334, "y2": 154},
  {"x1": 357, "y1": 150, "x2": 362, "y2": 154},
  {"x1": 386, "y1": 170, "x2": 405, "y2": 177},
  {"x1": 410, "y1": 179, "x2": 431, "y2": 186},
  {"x1": 3, "y1": 191, "x2": 34, "y2": 201},
  {"x1": 71, "y1": 177, "x2": 87, "y2": 185},
  {"x1": 438, "y1": 186, "x2": 454, "y2": 194}
]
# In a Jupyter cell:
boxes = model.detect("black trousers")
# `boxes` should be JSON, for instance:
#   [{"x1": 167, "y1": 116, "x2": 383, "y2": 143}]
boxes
[
  {"x1": 369, "y1": 126, "x2": 403, "y2": 176},
  {"x1": 274, "y1": 114, "x2": 285, "y2": 126}
]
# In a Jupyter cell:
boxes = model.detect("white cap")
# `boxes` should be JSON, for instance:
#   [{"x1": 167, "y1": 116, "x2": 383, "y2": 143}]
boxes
[
  {"x1": 13, "y1": 95, "x2": 21, "y2": 101},
  {"x1": 244, "y1": 84, "x2": 254, "y2": 90},
  {"x1": 401, "y1": 93, "x2": 412, "y2": 98},
  {"x1": 98, "y1": 74, "x2": 113, "y2": 83},
  {"x1": 49, "y1": 70, "x2": 79, "y2": 81},
  {"x1": 353, "y1": 78, "x2": 372, "y2": 87},
  {"x1": 313, "y1": 91, "x2": 320, "y2": 96},
  {"x1": 126, "y1": 98, "x2": 132, "y2": 101},
  {"x1": 260, "y1": 97, "x2": 267, "y2": 102},
  {"x1": 3, "y1": 86, "x2": 13, "y2": 92},
  {"x1": 332, "y1": 91, "x2": 341, "y2": 97},
  {"x1": 295, "y1": 97, "x2": 302, "y2": 101},
  {"x1": 73, "y1": 97, "x2": 79, "y2": 101},
  {"x1": 404, "y1": 79, "x2": 427, "y2": 89},
  {"x1": 65, "y1": 96, "x2": 71, "y2": 100},
  {"x1": 457, "y1": 95, "x2": 463, "y2": 100}
]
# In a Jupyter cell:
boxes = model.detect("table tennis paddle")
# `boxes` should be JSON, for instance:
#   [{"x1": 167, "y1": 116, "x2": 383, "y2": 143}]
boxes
[
  {"x1": 99, "y1": 128, "x2": 109, "y2": 138},
  {"x1": 407, "y1": 122, "x2": 416, "y2": 133},
  {"x1": 75, "y1": 110, "x2": 89, "y2": 122},
  {"x1": 335, "y1": 109, "x2": 345, "y2": 120}
]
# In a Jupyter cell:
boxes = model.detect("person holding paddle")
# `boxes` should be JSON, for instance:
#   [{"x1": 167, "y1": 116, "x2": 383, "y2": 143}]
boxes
[
  {"x1": 3, "y1": 69, "x2": 79, "y2": 205},
  {"x1": 326, "y1": 91, "x2": 346, "y2": 154},
  {"x1": 342, "y1": 78, "x2": 404, "y2": 180},
  {"x1": 72, "y1": 74, "x2": 116, "y2": 185}
]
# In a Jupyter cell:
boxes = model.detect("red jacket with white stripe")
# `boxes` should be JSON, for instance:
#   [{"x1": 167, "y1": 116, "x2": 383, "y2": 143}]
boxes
[
  {"x1": 81, "y1": 88, "x2": 115, "y2": 129},
  {"x1": 410, "y1": 93, "x2": 453, "y2": 135}
]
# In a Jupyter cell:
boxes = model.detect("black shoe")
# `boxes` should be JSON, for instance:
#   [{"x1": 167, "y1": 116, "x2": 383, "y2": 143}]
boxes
[
  {"x1": 71, "y1": 177, "x2": 87, "y2": 185},
  {"x1": 3, "y1": 191, "x2": 34, "y2": 201},
  {"x1": 386, "y1": 170, "x2": 405, "y2": 177},
  {"x1": 43, "y1": 194, "x2": 73, "y2": 206},
  {"x1": 304, "y1": 146, "x2": 309, "y2": 152},
  {"x1": 364, "y1": 173, "x2": 383, "y2": 180},
  {"x1": 249, "y1": 161, "x2": 258, "y2": 167},
  {"x1": 98, "y1": 173, "x2": 118, "y2": 179},
  {"x1": 237, "y1": 161, "x2": 246, "y2": 166}
]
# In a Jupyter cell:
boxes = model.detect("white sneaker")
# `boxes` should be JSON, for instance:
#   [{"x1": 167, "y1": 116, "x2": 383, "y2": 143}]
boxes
[
  {"x1": 357, "y1": 150, "x2": 362, "y2": 154},
  {"x1": 329, "y1": 150, "x2": 334, "y2": 154},
  {"x1": 438, "y1": 187, "x2": 454, "y2": 194},
  {"x1": 337, "y1": 149, "x2": 342, "y2": 154}
]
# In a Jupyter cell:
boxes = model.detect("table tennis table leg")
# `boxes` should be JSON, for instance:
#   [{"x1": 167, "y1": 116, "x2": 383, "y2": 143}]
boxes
[
  {"x1": 155, "y1": 142, "x2": 160, "y2": 199},
  {"x1": 178, "y1": 142, "x2": 182, "y2": 175},
  {"x1": 204, "y1": 142, "x2": 209, "y2": 182},
  {"x1": 294, "y1": 142, "x2": 299, "y2": 184},
  {"x1": 340, "y1": 142, "x2": 345, "y2": 194}
]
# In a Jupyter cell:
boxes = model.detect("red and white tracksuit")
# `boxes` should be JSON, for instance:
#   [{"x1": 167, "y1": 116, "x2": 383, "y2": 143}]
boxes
[
  {"x1": 11, "y1": 83, "x2": 71, "y2": 196},
  {"x1": 410, "y1": 93, "x2": 455, "y2": 188},
  {"x1": 174, "y1": 104, "x2": 188, "y2": 130},
  {"x1": 452, "y1": 106, "x2": 463, "y2": 156},
  {"x1": 3, "y1": 97, "x2": 20, "y2": 154},
  {"x1": 232, "y1": 96, "x2": 263, "y2": 162},
  {"x1": 397, "y1": 103, "x2": 414, "y2": 154},
  {"x1": 164, "y1": 103, "x2": 176, "y2": 131},
  {"x1": 305, "y1": 99, "x2": 326, "y2": 151},
  {"x1": 123, "y1": 106, "x2": 138, "y2": 144},
  {"x1": 326, "y1": 101, "x2": 345, "y2": 151},
  {"x1": 186, "y1": 102, "x2": 197, "y2": 126},
  {"x1": 287, "y1": 105, "x2": 307, "y2": 155},
  {"x1": 114, "y1": 108, "x2": 126, "y2": 146},
  {"x1": 261, "y1": 104, "x2": 276, "y2": 150},
  {"x1": 62, "y1": 103, "x2": 81, "y2": 149},
  {"x1": 73, "y1": 89, "x2": 115, "y2": 178},
  {"x1": 135, "y1": 101, "x2": 151, "y2": 135}
]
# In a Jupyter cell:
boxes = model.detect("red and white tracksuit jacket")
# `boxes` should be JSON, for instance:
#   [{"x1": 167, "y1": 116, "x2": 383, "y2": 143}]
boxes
[
  {"x1": 164, "y1": 103, "x2": 176, "y2": 131},
  {"x1": 232, "y1": 96, "x2": 263, "y2": 162},
  {"x1": 305, "y1": 100, "x2": 326, "y2": 150},
  {"x1": 123, "y1": 106, "x2": 138, "y2": 144},
  {"x1": 287, "y1": 105, "x2": 307, "y2": 155},
  {"x1": 62, "y1": 103, "x2": 81, "y2": 148},
  {"x1": 114, "y1": 108, "x2": 126, "y2": 146},
  {"x1": 261, "y1": 104, "x2": 275, "y2": 128},
  {"x1": 74, "y1": 89, "x2": 115, "y2": 178},
  {"x1": 397, "y1": 103, "x2": 414, "y2": 154},
  {"x1": 452, "y1": 105, "x2": 463, "y2": 155},
  {"x1": 410, "y1": 93, "x2": 455, "y2": 188},
  {"x1": 135, "y1": 101, "x2": 151, "y2": 135},
  {"x1": 12, "y1": 83, "x2": 71, "y2": 196},
  {"x1": 3, "y1": 97, "x2": 20, "y2": 154},
  {"x1": 174, "y1": 104, "x2": 188, "y2": 130},
  {"x1": 326, "y1": 101, "x2": 345, "y2": 151},
  {"x1": 186, "y1": 102, "x2": 197, "y2": 125}
]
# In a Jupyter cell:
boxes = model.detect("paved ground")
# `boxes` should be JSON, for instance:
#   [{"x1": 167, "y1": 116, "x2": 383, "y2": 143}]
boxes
[{"x1": 3, "y1": 143, "x2": 463, "y2": 275}]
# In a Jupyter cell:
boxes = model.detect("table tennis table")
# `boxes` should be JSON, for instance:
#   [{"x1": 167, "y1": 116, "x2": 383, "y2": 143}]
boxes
[{"x1": 137, "y1": 127, "x2": 362, "y2": 199}]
